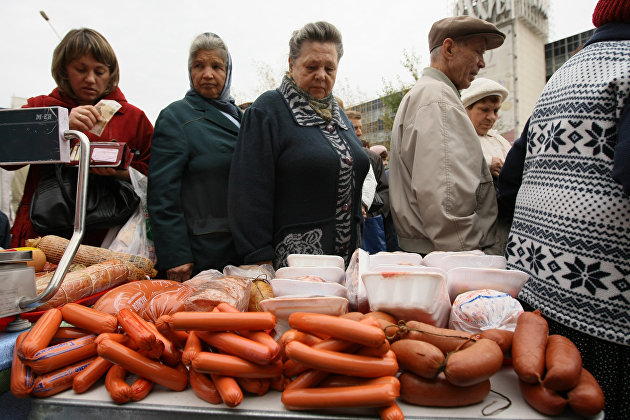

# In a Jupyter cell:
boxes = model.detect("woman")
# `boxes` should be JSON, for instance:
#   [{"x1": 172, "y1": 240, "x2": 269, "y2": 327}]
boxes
[
  {"x1": 228, "y1": 21, "x2": 370, "y2": 269},
  {"x1": 147, "y1": 33, "x2": 242, "y2": 282},
  {"x1": 460, "y1": 77, "x2": 511, "y2": 179},
  {"x1": 7, "y1": 28, "x2": 153, "y2": 248}
]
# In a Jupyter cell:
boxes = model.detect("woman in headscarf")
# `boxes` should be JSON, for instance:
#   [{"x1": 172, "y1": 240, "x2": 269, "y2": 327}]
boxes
[
  {"x1": 228, "y1": 21, "x2": 370, "y2": 269},
  {"x1": 148, "y1": 32, "x2": 242, "y2": 281}
]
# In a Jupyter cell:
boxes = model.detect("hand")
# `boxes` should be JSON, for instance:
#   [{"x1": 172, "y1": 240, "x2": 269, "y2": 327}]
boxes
[
  {"x1": 69, "y1": 105, "x2": 101, "y2": 131},
  {"x1": 490, "y1": 157, "x2": 504, "y2": 178},
  {"x1": 166, "y1": 263, "x2": 194, "y2": 282},
  {"x1": 362, "y1": 204, "x2": 367, "y2": 219}
]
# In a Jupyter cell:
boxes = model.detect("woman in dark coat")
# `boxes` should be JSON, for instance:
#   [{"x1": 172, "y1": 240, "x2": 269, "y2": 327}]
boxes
[
  {"x1": 148, "y1": 33, "x2": 242, "y2": 281},
  {"x1": 228, "y1": 21, "x2": 369, "y2": 269}
]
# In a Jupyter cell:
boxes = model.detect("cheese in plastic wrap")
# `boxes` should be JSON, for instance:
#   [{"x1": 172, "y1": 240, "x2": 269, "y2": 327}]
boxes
[{"x1": 448, "y1": 289, "x2": 523, "y2": 334}]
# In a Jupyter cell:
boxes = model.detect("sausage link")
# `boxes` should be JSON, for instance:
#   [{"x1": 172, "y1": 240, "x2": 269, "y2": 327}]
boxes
[
  {"x1": 155, "y1": 315, "x2": 189, "y2": 349},
  {"x1": 146, "y1": 322, "x2": 182, "y2": 366},
  {"x1": 24, "y1": 334, "x2": 97, "y2": 375},
  {"x1": 192, "y1": 351, "x2": 283, "y2": 378},
  {"x1": 167, "y1": 311, "x2": 276, "y2": 331},
  {"x1": 542, "y1": 335, "x2": 582, "y2": 391},
  {"x1": 51, "y1": 327, "x2": 91, "y2": 344},
  {"x1": 401, "y1": 320, "x2": 475, "y2": 353},
  {"x1": 285, "y1": 369, "x2": 329, "y2": 391},
  {"x1": 391, "y1": 339, "x2": 444, "y2": 379},
  {"x1": 567, "y1": 368, "x2": 605, "y2": 417},
  {"x1": 519, "y1": 379, "x2": 568, "y2": 415},
  {"x1": 182, "y1": 331, "x2": 203, "y2": 367},
  {"x1": 378, "y1": 402, "x2": 405, "y2": 420},
  {"x1": 189, "y1": 369, "x2": 222, "y2": 404},
  {"x1": 94, "y1": 333, "x2": 129, "y2": 345},
  {"x1": 19, "y1": 308, "x2": 62, "y2": 359},
  {"x1": 60, "y1": 303, "x2": 117, "y2": 334},
  {"x1": 512, "y1": 310, "x2": 548, "y2": 384},
  {"x1": 197, "y1": 330, "x2": 275, "y2": 365},
  {"x1": 31, "y1": 357, "x2": 96, "y2": 398},
  {"x1": 479, "y1": 329, "x2": 514, "y2": 354},
  {"x1": 210, "y1": 374, "x2": 243, "y2": 407},
  {"x1": 236, "y1": 377, "x2": 271, "y2": 396},
  {"x1": 105, "y1": 364, "x2": 133, "y2": 404},
  {"x1": 73, "y1": 356, "x2": 113, "y2": 393},
  {"x1": 281, "y1": 382, "x2": 399, "y2": 410},
  {"x1": 116, "y1": 308, "x2": 164, "y2": 359},
  {"x1": 10, "y1": 332, "x2": 36, "y2": 398},
  {"x1": 399, "y1": 372, "x2": 490, "y2": 407},
  {"x1": 289, "y1": 312, "x2": 385, "y2": 348},
  {"x1": 444, "y1": 338, "x2": 503, "y2": 386}
]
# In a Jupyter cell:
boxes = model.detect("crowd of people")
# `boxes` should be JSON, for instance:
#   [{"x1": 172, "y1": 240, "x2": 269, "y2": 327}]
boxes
[{"x1": 1, "y1": 0, "x2": 628, "y2": 417}]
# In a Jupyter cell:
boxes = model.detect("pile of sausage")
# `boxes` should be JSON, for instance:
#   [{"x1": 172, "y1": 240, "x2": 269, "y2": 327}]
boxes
[{"x1": 512, "y1": 309, "x2": 605, "y2": 417}]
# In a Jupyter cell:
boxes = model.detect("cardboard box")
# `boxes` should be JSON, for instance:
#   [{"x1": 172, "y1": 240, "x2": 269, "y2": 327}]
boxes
[{"x1": 0, "y1": 107, "x2": 70, "y2": 164}]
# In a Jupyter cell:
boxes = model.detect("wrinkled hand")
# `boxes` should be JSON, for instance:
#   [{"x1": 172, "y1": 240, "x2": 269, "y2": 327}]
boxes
[
  {"x1": 490, "y1": 157, "x2": 504, "y2": 178},
  {"x1": 166, "y1": 263, "x2": 194, "y2": 282},
  {"x1": 69, "y1": 105, "x2": 101, "y2": 131}
]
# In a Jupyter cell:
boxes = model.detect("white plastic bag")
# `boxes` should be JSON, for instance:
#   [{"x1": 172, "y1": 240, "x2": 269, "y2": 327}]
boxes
[{"x1": 106, "y1": 168, "x2": 156, "y2": 263}]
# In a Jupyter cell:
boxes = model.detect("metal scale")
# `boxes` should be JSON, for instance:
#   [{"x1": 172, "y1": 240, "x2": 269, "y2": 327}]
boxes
[{"x1": 1, "y1": 107, "x2": 91, "y2": 330}]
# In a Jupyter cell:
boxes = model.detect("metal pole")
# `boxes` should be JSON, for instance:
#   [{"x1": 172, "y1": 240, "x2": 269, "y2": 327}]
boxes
[{"x1": 40, "y1": 10, "x2": 62, "y2": 41}]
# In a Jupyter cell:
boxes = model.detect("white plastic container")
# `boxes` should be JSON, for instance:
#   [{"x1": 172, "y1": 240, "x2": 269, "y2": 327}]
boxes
[
  {"x1": 275, "y1": 266, "x2": 345, "y2": 284},
  {"x1": 361, "y1": 271, "x2": 451, "y2": 327},
  {"x1": 423, "y1": 251, "x2": 507, "y2": 272},
  {"x1": 369, "y1": 252, "x2": 423, "y2": 268},
  {"x1": 446, "y1": 267, "x2": 529, "y2": 302},
  {"x1": 287, "y1": 254, "x2": 345, "y2": 270},
  {"x1": 270, "y1": 278, "x2": 348, "y2": 298}
]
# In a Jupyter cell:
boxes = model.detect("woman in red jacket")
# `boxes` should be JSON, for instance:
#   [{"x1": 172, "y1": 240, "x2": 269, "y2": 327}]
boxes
[{"x1": 6, "y1": 28, "x2": 153, "y2": 247}]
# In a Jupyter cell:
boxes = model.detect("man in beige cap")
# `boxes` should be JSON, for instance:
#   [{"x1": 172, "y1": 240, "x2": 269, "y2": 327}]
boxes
[{"x1": 389, "y1": 15, "x2": 505, "y2": 255}]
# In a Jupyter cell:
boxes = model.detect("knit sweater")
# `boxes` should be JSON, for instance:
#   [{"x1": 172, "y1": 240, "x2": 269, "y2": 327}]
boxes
[{"x1": 505, "y1": 23, "x2": 630, "y2": 346}]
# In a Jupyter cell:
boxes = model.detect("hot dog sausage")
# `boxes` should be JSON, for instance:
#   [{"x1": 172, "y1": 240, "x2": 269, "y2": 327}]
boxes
[
  {"x1": 189, "y1": 368, "x2": 222, "y2": 404},
  {"x1": 31, "y1": 357, "x2": 96, "y2": 398},
  {"x1": 391, "y1": 338, "x2": 444, "y2": 379},
  {"x1": 288, "y1": 312, "x2": 385, "y2": 348},
  {"x1": 542, "y1": 335, "x2": 582, "y2": 391},
  {"x1": 236, "y1": 377, "x2": 271, "y2": 396},
  {"x1": 355, "y1": 339, "x2": 390, "y2": 358},
  {"x1": 378, "y1": 402, "x2": 405, "y2": 420},
  {"x1": 519, "y1": 379, "x2": 568, "y2": 415},
  {"x1": 146, "y1": 321, "x2": 182, "y2": 366},
  {"x1": 167, "y1": 311, "x2": 276, "y2": 332},
  {"x1": 51, "y1": 327, "x2": 91, "y2": 344},
  {"x1": 19, "y1": 308, "x2": 62, "y2": 360},
  {"x1": 281, "y1": 382, "x2": 399, "y2": 410},
  {"x1": 10, "y1": 332, "x2": 36, "y2": 398},
  {"x1": 284, "y1": 341, "x2": 398, "y2": 378},
  {"x1": 197, "y1": 330, "x2": 275, "y2": 365},
  {"x1": 60, "y1": 303, "x2": 117, "y2": 334},
  {"x1": 94, "y1": 333, "x2": 129, "y2": 345},
  {"x1": 479, "y1": 329, "x2": 514, "y2": 354},
  {"x1": 155, "y1": 315, "x2": 189, "y2": 349},
  {"x1": 24, "y1": 334, "x2": 98, "y2": 375},
  {"x1": 182, "y1": 331, "x2": 203, "y2": 367},
  {"x1": 400, "y1": 320, "x2": 475, "y2": 353},
  {"x1": 365, "y1": 311, "x2": 397, "y2": 325},
  {"x1": 282, "y1": 336, "x2": 359, "y2": 378},
  {"x1": 210, "y1": 374, "x2": 243, "y2": 407},
  {"x1": 97, "y1": 338, "x2": 187, "y2": 391},
  {"x1": 105, "y1": 364, "x2": 154, "y2": 404},
  {"x1": 192, "y1": 352, "x2": 283, "y2": 378},
  {"x1": 567, "y1": 367, "x2": 605, "y2": 417},
  {"x1": 512, "y1": 310, "x2": 548, "y2": 384},
  {"x1": 316, "y1": 375, "x2": 400, "y2": 388},
  {"x1": 444, "y1": 338, "x2": 503, "y2": 386},
  {"x1": 285, "y1": 369, "x2": 329, "y2": 391},
  {"x1": 116, "y1": 308, "x2": 164, "y2": 359},
  {"x1": 72, "y1": 356, "x2": 113, "y2": 394},
  {"x1": 399, "y1": 372, "x2": 490, "y2": 407}
]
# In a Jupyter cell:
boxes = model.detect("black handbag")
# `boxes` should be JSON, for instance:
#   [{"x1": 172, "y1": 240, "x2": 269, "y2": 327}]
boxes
[{"x1": 30, "y1": 164, "x2": 140, "y2": 236}]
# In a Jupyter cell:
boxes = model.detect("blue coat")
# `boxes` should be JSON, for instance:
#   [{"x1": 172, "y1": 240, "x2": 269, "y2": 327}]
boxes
[{"x1": 148, "y1": 92, "x2": 242, "y2": 274}]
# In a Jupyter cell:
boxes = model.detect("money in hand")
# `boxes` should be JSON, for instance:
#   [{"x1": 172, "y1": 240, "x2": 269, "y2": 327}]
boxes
[{"x1": 89, "y1": 99, "x2": 122, "y2": 136}]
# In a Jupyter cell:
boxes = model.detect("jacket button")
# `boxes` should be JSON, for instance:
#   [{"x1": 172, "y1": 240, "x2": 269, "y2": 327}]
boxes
[
  {"x1": 342, "y1": 203, "x2": 350, "y2": 212},
  {"x1": 326, "y1": 124, "x2": 335, "y2": 133},
  {"x1": 343, "y1": 156, "x2": 353, "y2": 165}
]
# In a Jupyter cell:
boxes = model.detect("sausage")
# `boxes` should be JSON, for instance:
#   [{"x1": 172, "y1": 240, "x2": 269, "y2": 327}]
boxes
[
  {"x1": 31, "y1": 357, "x2": 96, "y2": 398},
  {"x1": 340, "y1": 311, "x2": 366, "y2": 322},
  {"x1": 378, "y1": 402, "x2": 405, "y2": 420},
  {"x1": 519, "y1": 379, "x2": 568, "y2": 415},
  {"x1": 567, "y1": 367, "x2": 605, "y2": 417},
  {"x1": 197, "y1": 330, "x2": 275, "y2": 365},
  {"x1": 317, "y1": 375, "x2": 400, "y2": 388},
  {"x1": 24, "y1": 334, "x2": 98, "y2": 375},
  {"x1": 480, "y1": 329, "x2": 514, "y2": 354},
  {"x1": 73, "y1": 356, "x2": 113, "y2": 394},
  {"x1": 60, "y1": 303, "x2": 117, "y2": 334},
  {"x1": 399, "y1": 320, "x2": 475, "y2": 353},
  {"x1": 542, "y1": 335, "x2": 582, "y2": 391},
  {"x1": 284, "y1": 341, "x2": 398, "y2": 378},
  {"x1": 281, "y1": 382, "x2": 399, "y2": 410},
  {"x1": 283, "y1": 336, "x2": 358, "y2": 378},
  {"x1": 355, "y1": 339, "x2": 390, "y2": 358},
  {"x1": 512, "y1": 310, "x2": 548, "y2": 384},
  {"x1": 19, "y1": 308, "x2": 62, "y2": 360},
  {"x1": 10, "y1": 332, "x2": 36, "y2": 398},
  {"x1": 189, "y1": 368, "x2": 222, "y2": 404},
  {"x1": 116, "y1": 308, "x2": 164, "y2": 359},
  {"x1": 192, "y1": 352, "x2": 283, "y2": 378},
  {"x1": 97, "y1": 338, "x2": 187, "y2": 391},
  {"x1": 444, "y1": 338, "x2": 504, "y2": 386},
  {"x1": 182, "y1": 331, "x2": 203, "y2": 367},
  {"x1": 146, "y1": 322, "x2": 182, "y2": 366},
  {"x1": 210, "y1": 374, "x2": 243, "y2": 407},
  {"x1": 94, "y1": 333, "x2": 129, "y2": 345},
  {"x1": 155, "y1": 315, "x2": 189, "y2": 349},
  {"x1": 365, "y1": 311, "x2": 397, "y2": 325},
  {"x1": 284, "y1": 369, "x2": 329, "y2": 391},
  {"x1": 167, "y1": 311, "x2": 276, "y2": 332},
  {"x1": 279, "y1": 328, "x2": 323, "y2": 348},
  {"x1": 105, "y1": 364, "x2": 153, "y2": 404},
  {"x1": 399, "y1": 372, "x2": 490, "y2": 407},
  {"x1": 236, "y1": 377, "x2": 271, "y2": 396},
  {"x1": 391, "y1": 338, "x2": 444, "y2": 379},
  {"x1": 270, "y1": 374, "x2": 289, "y2": 392},
  {"x1": 51, "y1": 327, "x2": 91, "y2": 344},
  {"x1": 288, "y1": 312, "x2": 385, "y2": 348}
]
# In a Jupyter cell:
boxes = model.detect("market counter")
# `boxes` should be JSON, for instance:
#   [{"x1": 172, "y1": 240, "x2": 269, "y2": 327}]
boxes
[{"x1": 29, "y1": 367, "x2": 601, "y2": 420}]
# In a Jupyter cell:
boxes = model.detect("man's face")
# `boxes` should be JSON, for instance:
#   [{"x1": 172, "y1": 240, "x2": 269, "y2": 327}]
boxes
[
  {"x1": 350, "y1": 118, "x2": 362, "y2": 138},
  {"x1": 448, "y1": 37, "x2": 487, "y2": 90}
]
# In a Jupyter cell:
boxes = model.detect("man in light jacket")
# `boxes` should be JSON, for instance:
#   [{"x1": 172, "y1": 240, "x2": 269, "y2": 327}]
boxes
[{"x1": 389, "y1": 15, "x2": 504, "y2": 255}]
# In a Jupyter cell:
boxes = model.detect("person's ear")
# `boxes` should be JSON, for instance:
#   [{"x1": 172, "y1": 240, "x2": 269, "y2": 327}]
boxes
[
  {"x1": 288, "y1": 57, "x2": 293, "y2": 73},
  {"x1": 443, "y1": 38, "x2": 456, "y2": 59}
]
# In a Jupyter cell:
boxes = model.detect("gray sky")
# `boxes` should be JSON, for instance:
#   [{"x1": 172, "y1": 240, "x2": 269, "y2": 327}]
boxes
[{"x1": 1, "y1": 0, "x2": 598, "y2": 124}]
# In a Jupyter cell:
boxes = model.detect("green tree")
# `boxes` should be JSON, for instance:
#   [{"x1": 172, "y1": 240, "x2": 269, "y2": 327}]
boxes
[{"x1": 380, "y1": 49, "x2": 423, "y2": 132}]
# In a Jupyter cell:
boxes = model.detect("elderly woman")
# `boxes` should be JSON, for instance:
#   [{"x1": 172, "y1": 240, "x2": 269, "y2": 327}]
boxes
[
  {"x1": 6, "y1": 28, "x2": 153, "y2": 247},
  {"x1": 228, "y1": 21, "x2": 369, "y2": 269},
  {"x1": 148, "y1": 33, "x2": 242, "y2": 281},
  {"x1": 460, "y1": 77, "x2": 511, "y2": 179}
]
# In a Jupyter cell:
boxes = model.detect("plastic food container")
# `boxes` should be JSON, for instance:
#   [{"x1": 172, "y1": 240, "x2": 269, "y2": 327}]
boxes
[
  {"x1": 368, "y1": 252, "x2": 423, "y2": 268},
  {"x1": 287, "y1": 254, "x2": 345, "y2": 270},
  {"x1": 270, "y1": 278, "x2": 348, "y2": 298},
  {"x1": 423, "y1": 251, "x2": 507, "y2": 272},
  {"x1": 361, "y1": 271, "x2": 451, "y2": 327},
  {"x1": 446, "y1": 267, "x2": 529, "y2": 301},
  {"x1": 275, "y1": 266, "x2": 345, "y2": 284},
  {"x1": 368, "y1": 265, "x2": 447, "y2": 277}
]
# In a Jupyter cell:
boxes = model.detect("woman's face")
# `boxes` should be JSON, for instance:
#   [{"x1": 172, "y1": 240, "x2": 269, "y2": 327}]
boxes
[
  {"x1": 289, "y1": 41, "x2": 338, "y2": 99},
  {"x1": 190, "y1": 49, "x2": 227, "y2": 100},
  {"x1": 467, "y1": 96, "x2": 502, "y2": 136},
  {"x1": 66, "y1": 54, "x2": 111, "y2": 105}
]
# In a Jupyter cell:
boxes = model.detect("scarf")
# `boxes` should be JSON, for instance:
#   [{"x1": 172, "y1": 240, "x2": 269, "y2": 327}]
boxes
[{"x1": 284, "y1": 73, "x2": 334, "y2": 122}]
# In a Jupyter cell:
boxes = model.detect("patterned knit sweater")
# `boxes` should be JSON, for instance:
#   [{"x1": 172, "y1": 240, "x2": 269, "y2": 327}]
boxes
[{"x1": 506, "y1": 24, "x2": 630, "y2": 346}]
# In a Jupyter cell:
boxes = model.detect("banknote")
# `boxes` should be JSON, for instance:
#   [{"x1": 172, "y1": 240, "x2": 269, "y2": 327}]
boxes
[{"x1": 88, "y1": 99, "x2": 122, "y2": 136}]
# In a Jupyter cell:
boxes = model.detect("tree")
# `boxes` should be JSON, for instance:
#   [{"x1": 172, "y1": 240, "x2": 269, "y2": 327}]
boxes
[{"x1": 380, "y1": 49, "x2": 423, "y2": 132}]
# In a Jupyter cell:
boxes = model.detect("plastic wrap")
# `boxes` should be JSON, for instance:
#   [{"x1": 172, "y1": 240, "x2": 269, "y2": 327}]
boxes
[
  {"x1": 93, "y1": 279, "x2": 181, "y2": 315},
  {"x1": 140, "y1": 283, "x2": 195, "y2": 322},
  {"x1": 448, "y1": 289, "x2": 524, "y2": 334},
  {"x1": 344, "y1": 248, "x2": 370, "y2": 313},
  {"x1": 184, "y1": 272, "x2": 251, "y2": 312}
]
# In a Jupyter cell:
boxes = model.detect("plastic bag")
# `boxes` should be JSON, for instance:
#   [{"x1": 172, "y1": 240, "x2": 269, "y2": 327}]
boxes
[
  {"x1": 106, "y1": 168, "x2": 156, "y2": 263},
  {"x1": 448, "y1": 289, "x2": 523, "y2": 333},
  {"x1": 344, "y1": 248, "x2": 370, "y2": 313}
]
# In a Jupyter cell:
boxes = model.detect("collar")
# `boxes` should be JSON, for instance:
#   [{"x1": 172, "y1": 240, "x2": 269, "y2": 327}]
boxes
[
  {"x1": 585, "y1": 22, "x2": 630, "y2": 47},
  {"x1": 184, "y1": 91, "x2": 240, "y2": 132},
  {"x1": 422, "y1": 67, "x2": 461, "y2": 98}
]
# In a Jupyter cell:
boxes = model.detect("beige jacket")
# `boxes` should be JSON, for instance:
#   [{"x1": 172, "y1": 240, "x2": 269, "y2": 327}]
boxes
[{"x1": 389, "y1": 68, "x2": 497, "y2": 254}]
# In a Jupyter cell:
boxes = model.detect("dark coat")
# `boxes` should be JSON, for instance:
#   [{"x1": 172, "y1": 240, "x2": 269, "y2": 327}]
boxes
[{"x1": 148, "y1": 92, "x2": 242, "y2": 274}]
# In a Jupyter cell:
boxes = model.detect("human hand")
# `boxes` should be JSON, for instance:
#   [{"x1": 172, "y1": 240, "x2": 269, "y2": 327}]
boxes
[
  {"x1": 490, "y1": 157, "x2": 504, "y2": 178},
  {"x1": 166, "y1": 263, "x2": 194, "y2": 282},
  {"x1": 69, "y1": 105, "x2": 101, "y2": 131},
  {"x1": 362, "y1": 204, "x2": 367, "y2": 219}
]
